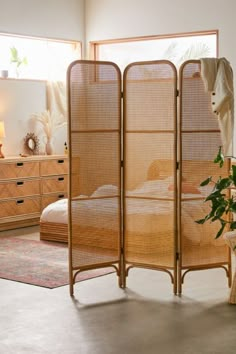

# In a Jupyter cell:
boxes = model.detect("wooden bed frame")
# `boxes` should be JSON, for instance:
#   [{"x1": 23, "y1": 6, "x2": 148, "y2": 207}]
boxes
[{"x1": 40, "y1": 221, "x2": 68, "y2": 243}]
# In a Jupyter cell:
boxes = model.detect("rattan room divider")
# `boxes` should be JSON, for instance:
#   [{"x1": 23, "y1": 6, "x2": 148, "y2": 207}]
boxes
[{"x1": 67, "y1": 59, "x2": 231, "y2": 296}]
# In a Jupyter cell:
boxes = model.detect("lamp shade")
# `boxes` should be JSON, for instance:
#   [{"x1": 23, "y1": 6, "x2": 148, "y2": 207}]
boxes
[{"x1": 0, "y1": 121, "x2": 5, "y2": 138}]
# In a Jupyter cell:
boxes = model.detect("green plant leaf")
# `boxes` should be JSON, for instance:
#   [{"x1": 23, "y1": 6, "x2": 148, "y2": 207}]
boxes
[
  {"x1": 195, "y1": 218, "x2": 207, "y2": 224},
  {"x1": 215, "y1": 221, "x2": 226, "y2": 238},
  {"x1": 195, "y1": 147, "x2": 236, "y2": 240},
  {"x1": 215, "y1": 177, "x2": 231, "y2": 190},
  {"x1": 10, "y1": 46, "x2": 18, "y2": 62},
  {"x1": 214, "y1": 146, "x2": 224, "y2": 167},
  {"x1": 229, "y1": 202, "x2": 236, "y2": 213},
  {"x1": 215, "y1": 205, "x2": 227, "y2": 218},
  {"x1": 10, "y1": 46, "x2": 28, "y2": 69},
  {"x1": 230, "y1": 221, "x2": 236, "y2": 230},
  {"x1": 205, "y1": 190, "x2": 224, "y2": 201},
  {"x1": 231, "y1": 165, "x2": 236, "y2": 186},
  {"x1": 200, "y1": 176, "x2": 212, "y2": 186}
]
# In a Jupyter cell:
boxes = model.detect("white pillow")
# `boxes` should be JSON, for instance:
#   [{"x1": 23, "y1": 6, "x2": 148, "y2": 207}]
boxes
[{"x1": 92, "y1": 184, "x2": 118, "y2": 197}]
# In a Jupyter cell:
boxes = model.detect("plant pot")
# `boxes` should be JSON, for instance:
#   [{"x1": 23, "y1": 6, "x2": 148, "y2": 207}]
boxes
[{"x1": 1, "y1": 70, "x2": 8, "y2": 78}]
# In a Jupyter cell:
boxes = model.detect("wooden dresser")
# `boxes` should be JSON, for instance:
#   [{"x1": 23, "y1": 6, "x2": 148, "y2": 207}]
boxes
[{"x1": 0, "y1": 155, "x2": 68, "y2": 231}]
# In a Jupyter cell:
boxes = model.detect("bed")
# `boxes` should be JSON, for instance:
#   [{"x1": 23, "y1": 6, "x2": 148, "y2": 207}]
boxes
[{"x1": 40, "y1": 159, "x2": 225, "y2": 267}]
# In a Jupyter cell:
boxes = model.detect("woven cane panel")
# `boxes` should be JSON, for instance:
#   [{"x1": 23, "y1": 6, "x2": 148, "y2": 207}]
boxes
[
  {"x1": 125, "y1": 133, "x2": 174, "y2": 190},
  {"x1": 181, "y1": 63, "x2": 219, "y2": 131},
  {"x1": 68, "y1": 61, "x2": 121, "y2": 270},
  {"x1": 71, "y1": 197, "x2": 120, "y2": 267},
  {"x1": 181, "y1": 199, "x2": 228, "y2": 267},
  {"x1": 180, "y1": 61, "x2": 229, "y2": 268},
  {"x1": 124, "y1": 62, "x2": 176, "y2": 131},
  {"x1": 125, "y1": 199, "x2": 174, "y2": 267},
  {"x1": 69, "y1": 61, "x2": 120, "y2": 132},
  {"x1": 71, "y1": 131, "x2": 120, "y2": 196},
  {"x1": 124, "y1": 61, "x2": 177, "y2": 268}
]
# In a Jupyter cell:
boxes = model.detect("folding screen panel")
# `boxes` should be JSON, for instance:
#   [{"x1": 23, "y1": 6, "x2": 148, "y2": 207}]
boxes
[
  {"x1": 123, "y1": 61, "x2": 178, "y2": 292},
  {"x1": 67, "y1": 60, "x2": 122, "y2": 295},
  {"x1": 67, "y1": 59, "x2": 232, "y2": 296},
  {"x1": 178, "y1": 60, "x2": 231, "y2": 293}
]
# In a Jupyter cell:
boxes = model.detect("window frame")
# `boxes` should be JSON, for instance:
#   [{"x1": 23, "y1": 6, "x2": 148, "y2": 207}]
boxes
[
  {"x1": 90, "y1": 30, "x2": 218, "y2": 67},
  {"x1": 0, "y1": 32, "x2": 82, "y2": 81}
]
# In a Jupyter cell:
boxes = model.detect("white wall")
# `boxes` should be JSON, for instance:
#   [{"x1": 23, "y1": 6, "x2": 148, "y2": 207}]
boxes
[
  {"x1": 0, "y1": 79, "x2": 47, "y2": 156},
  {"x1": 86, "y1": 1, "x2": 233, "y2": 65},
  {"x1": 85, "y1": 0, "x2": 236, "y2": 155},
  {"x1": 85, "y1": 0, "x2": 235, "y2": 65},
  {"x1": 0, "y1": 0, "x2": 85, "y2": 157},
  {"x1": 0, "y1": 0, "x2": 84, "y2": 42}
]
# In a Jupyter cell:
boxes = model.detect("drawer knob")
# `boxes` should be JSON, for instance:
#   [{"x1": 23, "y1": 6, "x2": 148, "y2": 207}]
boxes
[
  {"x1": 57, "y1": 160, "x2": 64, "y2": 164},
  {"x1": 58, "y1": 194, "x2": 65, "y2": 198},
  {"x1": 17, "y1": 162, "x2": 24, "y2": 167},
  {"x1": 16, "y1": 181, "x2": 24, "y2": 186},
  {"x1": 58, "y1": 177, "x2": 64, "y2": 181},
  {"x1": 16, "y1": 199, "x2": 24, "y2": 204}
]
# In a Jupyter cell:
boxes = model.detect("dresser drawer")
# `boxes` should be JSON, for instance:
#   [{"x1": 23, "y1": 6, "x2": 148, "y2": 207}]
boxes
[
  {"x1": 0, "y1": 197, "x2": 41, "y2": 218},
  {"x1": 40, "y1": 158, "x2": 68, "y2": 176},
  {"x1": 41, "y1": 175, "x2": 68, "y2": 194},
  {"x1": 41, "y1": 193, "x2": 67, "y2": 210},
  {"x1": 0, "y1": 179, "x2": 40, "y2": 199},
  {"x1": 0, "y1": 161, "x2": 40, "y2": 180}
]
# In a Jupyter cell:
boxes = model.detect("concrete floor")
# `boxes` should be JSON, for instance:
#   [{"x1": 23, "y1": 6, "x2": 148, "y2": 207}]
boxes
[{"x1": 1, "y1": 226, "x2": 236, "y2": 354}]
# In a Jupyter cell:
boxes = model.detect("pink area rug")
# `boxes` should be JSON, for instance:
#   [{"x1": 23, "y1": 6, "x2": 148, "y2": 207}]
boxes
[{"x1": 0, "y1": 237, "x2": 114, "y2": 288}]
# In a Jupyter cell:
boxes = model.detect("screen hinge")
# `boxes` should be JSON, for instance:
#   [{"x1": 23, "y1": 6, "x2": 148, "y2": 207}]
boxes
[
  {"x1": 176, "y1": 161, "x2": 180, "y2": 170},
  {"x1": 176, "y1": 252, "x2": 180, "y2": 261},
  {"x1": 121, "y1": 160, "x2": 124, "y2": 167},
  {"x1": 176, "y1": 89, "x2": 179, "y2": 97}
]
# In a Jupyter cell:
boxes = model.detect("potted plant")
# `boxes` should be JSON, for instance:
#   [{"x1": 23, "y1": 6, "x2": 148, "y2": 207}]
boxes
[
  {"x1": 196, "y1": 146, "x2": 236, "y2": 238},
  {"x1": 196, "y1": 147, "x2": 236, "y2": 304},
  {"x1": 10, "y1": 46, "x2": 28, "y2": 78}
]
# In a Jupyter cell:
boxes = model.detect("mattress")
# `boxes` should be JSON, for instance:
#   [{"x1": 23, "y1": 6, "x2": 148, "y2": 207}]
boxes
[{"x1": 40, "y1": 177, "x2": 220, "y2": 245}]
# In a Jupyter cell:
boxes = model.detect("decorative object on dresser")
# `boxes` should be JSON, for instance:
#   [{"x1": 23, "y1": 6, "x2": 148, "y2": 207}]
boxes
[
  {"x1": 0, "y1": 155, "x2": 68, "y2": 231},
  {"x1": 0, "y1": 121, "x2": 6, "y2": 158},
  {"x1": 32, "y1": 110, "x2": 66, "y2": 155},
  {"x1": 24, "y1": 132, "x2": 40, "y2": 155}
]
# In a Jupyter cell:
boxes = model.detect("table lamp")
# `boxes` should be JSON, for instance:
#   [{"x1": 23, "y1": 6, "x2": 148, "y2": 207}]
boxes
[{"x1": 0, "y1": 121, "x2": 6, "y2": 158}]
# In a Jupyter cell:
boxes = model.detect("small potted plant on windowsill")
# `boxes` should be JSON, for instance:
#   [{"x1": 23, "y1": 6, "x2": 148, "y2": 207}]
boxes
[{"x1": 10, "y1": 46, "x2": 28, "y2": 78}]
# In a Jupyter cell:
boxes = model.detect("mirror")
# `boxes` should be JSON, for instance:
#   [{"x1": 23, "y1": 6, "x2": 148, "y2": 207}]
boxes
[
  {"x1": 28, "y1": 138, "x2": 35, "y2": 151},
  {"x1": 24, "y1": 132, "x2": 40, "y2": 155}
]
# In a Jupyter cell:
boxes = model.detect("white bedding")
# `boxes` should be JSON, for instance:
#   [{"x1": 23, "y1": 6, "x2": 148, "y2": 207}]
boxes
[
  {"x1": 41, "y1": 177, "x2": 193, "y2": 225},
  {"x1": 40, "y1": 179, "x2": 219, "y2": 245}
]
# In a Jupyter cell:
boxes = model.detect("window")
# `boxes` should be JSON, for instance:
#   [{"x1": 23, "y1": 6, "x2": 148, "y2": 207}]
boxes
[
  {"x1": 0, "y1": 33, "x2": 81, "y2": 81},
  {"x1": 91, "y1": 30, "x2": 217, "y2": 72}
]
